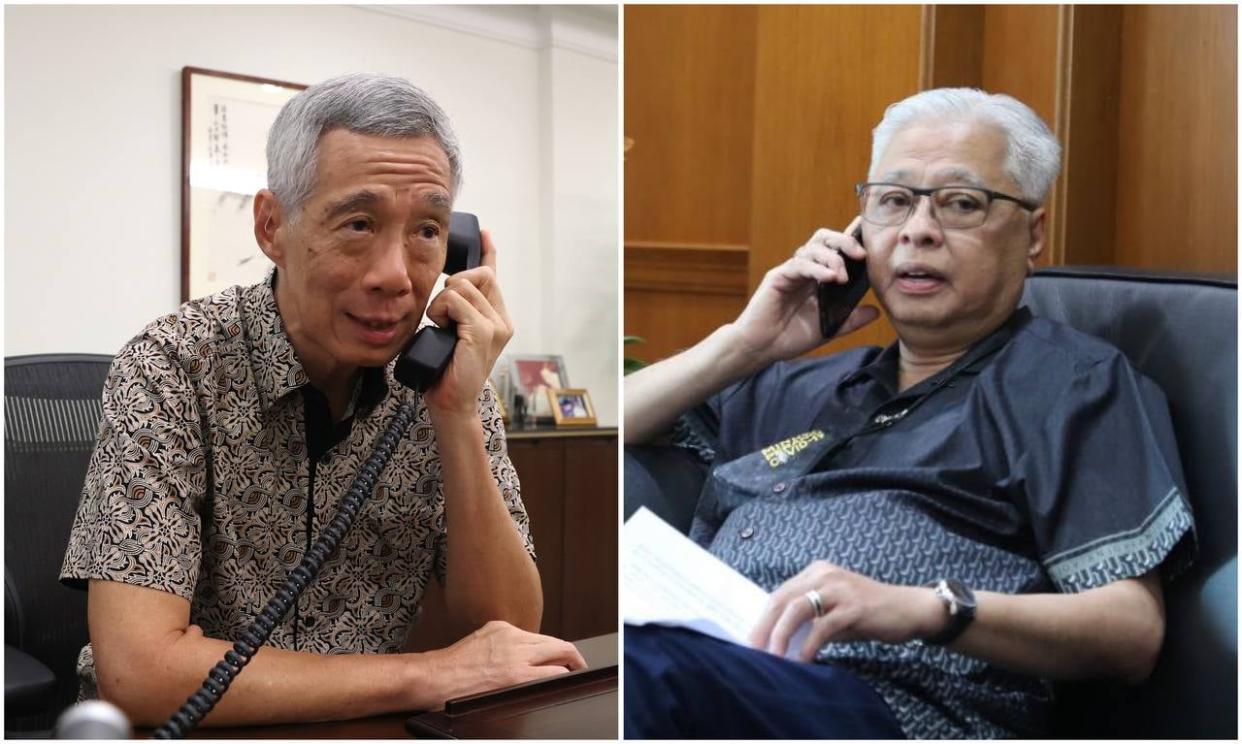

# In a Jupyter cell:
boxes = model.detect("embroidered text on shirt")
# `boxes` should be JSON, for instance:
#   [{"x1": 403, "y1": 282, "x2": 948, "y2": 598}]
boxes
[{"x1": 762, "y1": 430, "x2": 826, "y2": 467}]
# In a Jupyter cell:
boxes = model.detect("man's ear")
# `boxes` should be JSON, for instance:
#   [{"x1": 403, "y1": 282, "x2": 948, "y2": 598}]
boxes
[
  {"x1": 1025, "y1": 208, "x2": 1046, "y2": 271},
  {"x1": 253, "y1": 189, "x2": 287, "y2": 268}
]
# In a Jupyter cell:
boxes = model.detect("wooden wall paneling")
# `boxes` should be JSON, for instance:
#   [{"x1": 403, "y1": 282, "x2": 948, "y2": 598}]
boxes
[
  {"x1": 749, "y1": 5, "x2": 925, "y2": 284},
  {"x1": 506, "y1": 440, "x2": 566, "y2": 638},
  {"x1": 623, "y1": 5, "x2": 759, "y2": 245},
  {"x1": 624, "y1": 288, "x2": 748, "y2": 365},
  {"x1": 1114, "y1": 5, "x2": 1237, "y2": 274},
  {"x1": 748, "y1": 5, "x2": 923, "y2": 355},
  {"x1": 981, "y1": 5, "x2": 1064, "y2": 267},
  {"x1": 922, "y1": 5, "x2": 984, "y2": 89},
  {"x1": 624, "y1": 242, "x2": 748, "y2": 363},
  {"x1": 980, "y1": 6, "x2": 1062, "y2": 128},
  {"x1": 560, "y1": 436, "x2": 619, "y2": 640},
  {"x1": 1053, "y1": 6, "x2": 1124, "y2": 268}
]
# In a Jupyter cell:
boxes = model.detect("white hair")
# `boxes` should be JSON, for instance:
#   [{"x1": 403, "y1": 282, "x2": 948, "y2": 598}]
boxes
[
  {"x1": 266, "y1": 72, "x2": 462, "y2": 222},
  {"x1": 868, "y1": 88, "x2": 1062, "y2": 203}
]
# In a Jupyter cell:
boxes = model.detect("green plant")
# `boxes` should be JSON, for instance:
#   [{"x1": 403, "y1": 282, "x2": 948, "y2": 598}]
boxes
[{"x1": 624, "y1": 335, "x2": 648, "y2": 374}]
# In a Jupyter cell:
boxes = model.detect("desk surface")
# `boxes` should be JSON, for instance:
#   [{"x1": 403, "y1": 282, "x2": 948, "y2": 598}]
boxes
[{"x1": 149, "y1": 633, "x2": 617, "y2": 739}]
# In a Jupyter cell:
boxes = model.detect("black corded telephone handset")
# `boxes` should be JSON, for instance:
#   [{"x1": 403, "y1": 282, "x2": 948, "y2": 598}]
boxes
[
  {"x1": 153, "y1": 212, "x2": 483, "y2": 738},
  {"x1": 816, "y1": 226, "x2": 870, "y2": 339},
  {"x1": 395, "y1": 212, "x2": 483, "y2": 391}
]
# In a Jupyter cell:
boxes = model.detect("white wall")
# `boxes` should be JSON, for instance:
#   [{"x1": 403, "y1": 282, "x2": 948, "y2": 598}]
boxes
[
  {"x1": 4, "y1": 4, "x2": 618, "y2": 425},
  {"x1": 540, "y1": 11, "x2": 619, "y2": 427}
]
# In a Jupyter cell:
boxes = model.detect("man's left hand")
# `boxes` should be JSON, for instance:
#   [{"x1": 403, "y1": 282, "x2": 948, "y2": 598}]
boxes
[
  {"x1": 422, "y1": 229, "x2": 513, "y2": 417},
  {"x1": 748, "y1": 560, "x2": 946, "y2": 661}
]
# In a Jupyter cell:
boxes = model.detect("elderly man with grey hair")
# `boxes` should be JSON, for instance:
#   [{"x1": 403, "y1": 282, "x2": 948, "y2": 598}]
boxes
[
  {"x1": 624, "y1": 88, "x2": 1195, "y2": 738},
  {"x1": 60, "y1": 73, "x2": 585, "y2": 729}
]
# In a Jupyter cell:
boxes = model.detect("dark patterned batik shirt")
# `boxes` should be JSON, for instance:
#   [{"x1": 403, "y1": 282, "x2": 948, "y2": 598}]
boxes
[
  {"x1": 60, "y1": 274, "x2": 532, "y2": 697},
  {"x1": 680, "y1": 307, "x2": 1196, "y2": 739}
]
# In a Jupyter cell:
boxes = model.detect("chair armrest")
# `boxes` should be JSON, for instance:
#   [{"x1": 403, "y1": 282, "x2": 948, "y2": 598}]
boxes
[
  {"x1": 623, "y1": 445, "x2": 708, "y2": 534},
  {"x1": 5, "y1": 643, "x2": 57, "y2": 715}
]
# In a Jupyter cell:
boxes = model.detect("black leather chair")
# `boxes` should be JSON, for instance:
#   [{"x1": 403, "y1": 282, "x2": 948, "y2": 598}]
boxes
[
  {"x1": 4, "y1": 354, "x2": 112, "y2": 735},
  {"x1": 624, "y1": 266, "x2": 1237, "y2": 739}
]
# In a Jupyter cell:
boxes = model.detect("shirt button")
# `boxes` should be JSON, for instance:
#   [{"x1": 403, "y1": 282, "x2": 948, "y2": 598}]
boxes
[
  {"x1": 740, "y1": 526, "x2": 755, "y2": 539},
  {"x1": 772, "y1": 482, "x2": 787, "y2": 493}
]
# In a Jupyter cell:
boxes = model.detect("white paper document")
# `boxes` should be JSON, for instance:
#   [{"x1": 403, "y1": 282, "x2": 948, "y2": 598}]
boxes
[{"x1": 623, "y1": 507, "x2": 808, "y2": 660}]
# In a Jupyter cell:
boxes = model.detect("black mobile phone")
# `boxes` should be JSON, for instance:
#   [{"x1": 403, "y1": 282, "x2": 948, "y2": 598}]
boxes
[
  {"x1": 816, "y1": 226, "x2": 869, "y2": 339},
  {"x1": 393, "y1": 212, "x2": 483, "y2": 392}
]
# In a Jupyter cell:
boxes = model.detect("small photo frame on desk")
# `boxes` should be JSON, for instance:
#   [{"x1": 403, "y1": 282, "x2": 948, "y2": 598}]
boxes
[
  {"x1": 509, "y1": 354, "x2": 568, "y2": 420},
  {"x1": 548, "y1": 388, "x2": 596, "y2": 427}
]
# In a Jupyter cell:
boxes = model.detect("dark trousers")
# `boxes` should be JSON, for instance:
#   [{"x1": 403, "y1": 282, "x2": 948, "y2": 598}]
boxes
[{"x1": 624, "y1": 624, "x2": 906, "y2": 739}]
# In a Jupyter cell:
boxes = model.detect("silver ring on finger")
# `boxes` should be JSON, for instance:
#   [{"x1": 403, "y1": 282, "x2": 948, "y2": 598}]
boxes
[{"x1": 805, "y1": 589, "x2": 826, "y2": 618}]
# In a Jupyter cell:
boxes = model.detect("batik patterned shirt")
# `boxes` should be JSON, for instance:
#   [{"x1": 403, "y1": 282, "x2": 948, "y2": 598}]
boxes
[
  {"x1": 60, "y1": 274, "x2": 532, "y2": 696},
  {"x1": 681, "y1": 307, "x2": 1195, "y2": 738}
]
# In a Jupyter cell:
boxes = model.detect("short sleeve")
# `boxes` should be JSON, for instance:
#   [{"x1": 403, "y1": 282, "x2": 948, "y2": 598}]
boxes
[
  {"x1": 59, "y1": 338, "x2": 207, "y2": 600},
  {"x1": 673, "y1": 349, "x2": 877, "y2": 467},
  {"x1": 1021, "y1": 353, "x2": 1196, "y2": 593},
  {"x1": 431, "y1": 381, "x2": 534, "y2": 583},
  {"x1": 672, "y1": 392, "x2": 726, "y2": 464},
  {"x1": 673, "y1": 368, "x2": 773, "y2": 466}
]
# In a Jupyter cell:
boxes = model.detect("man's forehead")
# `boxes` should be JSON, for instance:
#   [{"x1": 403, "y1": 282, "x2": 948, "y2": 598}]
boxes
[
  {"x1": 315, "y1": 130, "x2": 452, "y2": 181},
  {"x1": 878, "y1": 166, "x2": 987, "y2": 187},
  {"x1": 319, "y1": 186, "x2": 451, "y2": 220},
  {"x1": 308, "y1": 131, "x2": 454, "y2": 212},
  {"x1": 875, "y1": 121, "x2": 1009, "y2": 186}
]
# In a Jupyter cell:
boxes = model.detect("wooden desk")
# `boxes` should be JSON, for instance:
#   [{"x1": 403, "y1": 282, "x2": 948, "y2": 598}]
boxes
[{"x1": 147, "y1": 634, "x2": 617, "y2": 739}]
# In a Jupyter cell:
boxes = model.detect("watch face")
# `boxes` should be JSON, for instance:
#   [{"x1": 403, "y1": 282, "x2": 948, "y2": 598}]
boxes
[{"x1": 944, "y1": 579, "x2": 977, "y2": 610}]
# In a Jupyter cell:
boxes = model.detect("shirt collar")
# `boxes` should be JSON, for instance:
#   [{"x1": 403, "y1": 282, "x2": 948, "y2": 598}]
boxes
[
  {"x1": 353, "y1": 365, "x2": 390, "y2": 416},
  {"x1": 244, "y1": 271, "x2": 393, "y2": 416},
  {"x1": 842, "y1": 306, "x2": 1034, "y2": 393},
  {"x1": 244, "y1": 270, "x2": 311, "y2": 413}
]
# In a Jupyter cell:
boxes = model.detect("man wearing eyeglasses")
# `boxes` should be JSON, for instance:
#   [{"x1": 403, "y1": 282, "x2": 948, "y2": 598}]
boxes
[{"x1": 624, "y1": 88, "x2": 1194, "y2": 738}]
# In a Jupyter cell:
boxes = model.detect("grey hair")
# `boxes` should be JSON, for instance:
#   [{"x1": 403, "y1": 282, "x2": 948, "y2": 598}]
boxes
[
  {"x1": 868, "y1": 88, "x2": 1062, "y2": 204},
  {"x1": 266, "y1": 72, "x2": 462, "y2": 221}
]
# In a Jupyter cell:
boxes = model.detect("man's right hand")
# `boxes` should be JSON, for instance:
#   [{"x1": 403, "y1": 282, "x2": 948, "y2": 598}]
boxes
[
  {"x1": 415, "y1": 621, "x2": 587, "y2": 709},
  {"x1": 728, "y1": 218, "x2": 879, "y2": 366},
  {"x1": 624, "y1": 217, "x2": 880, "y2": 445}
]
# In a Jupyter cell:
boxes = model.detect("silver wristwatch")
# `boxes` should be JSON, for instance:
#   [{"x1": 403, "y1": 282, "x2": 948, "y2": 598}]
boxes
[{"x1": 924, "y1": 578, "x2": 977, "y2": 646}]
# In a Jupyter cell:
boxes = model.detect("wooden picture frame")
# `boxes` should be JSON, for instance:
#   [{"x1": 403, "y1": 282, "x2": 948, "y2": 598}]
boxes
[
  {"x1": 181, "y1": 66, "x2": 306, "y2": 302},
  {"x1": 547, "y1": 387, "x2": 597, "y2": 427},
  {"x1": 508, "y1": 354, "x2": 569, "y2": 420}
]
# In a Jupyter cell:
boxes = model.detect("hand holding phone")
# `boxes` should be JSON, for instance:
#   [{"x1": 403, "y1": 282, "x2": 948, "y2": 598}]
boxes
[
  {"x1": 729, "y1": 220, "x2": 875, "y2": 368},
  {"x1": 397, "y1": 214, "x2": 515, "y2": 418},
  {"x1": 395, "y1": 212, "x2": 484, "y2": 392},
  {"x1": 816, "y1": 225, "x2": 870, "y2": 338}
]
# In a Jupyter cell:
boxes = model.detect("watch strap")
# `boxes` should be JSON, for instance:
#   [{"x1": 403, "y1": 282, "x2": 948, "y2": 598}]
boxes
[{"x1": 924, "y1": 579, "x2": 976, "y2": 646}]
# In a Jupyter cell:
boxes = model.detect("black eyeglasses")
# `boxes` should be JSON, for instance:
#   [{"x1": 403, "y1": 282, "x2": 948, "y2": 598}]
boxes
[{"x1": 855, "y1": 182, "x2": 1040, "y2": 229}]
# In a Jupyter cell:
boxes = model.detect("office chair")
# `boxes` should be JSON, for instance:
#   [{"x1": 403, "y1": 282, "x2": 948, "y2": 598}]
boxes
[
  {"x1": 5, "y1": 354, "x2": 112, "y2": 735},
  {"x1": 624, "y1": 266, "x2": 1238, "y2": 738}
]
